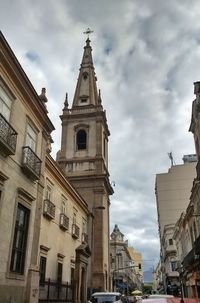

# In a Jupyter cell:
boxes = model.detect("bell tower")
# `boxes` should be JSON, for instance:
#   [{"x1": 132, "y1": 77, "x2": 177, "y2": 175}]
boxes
[{"x1": 57, "y1": 37, "x2": 113, "y2": 292}]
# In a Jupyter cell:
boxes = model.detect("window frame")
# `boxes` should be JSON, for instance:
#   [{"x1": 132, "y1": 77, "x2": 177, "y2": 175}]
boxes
[
  {"x1": 24, "y1": 117, "x2": 39, "y2": 153},
  {"x1": 76, "y1": 129, "x2": 87, "y2": 150},
  {"x1": 57, "y1": 262, "x2": 63, "y2": 284},
  {"x1": 10, "y1": 203, "x2": 30, "y2": 275},
  {"x1": 74, "y1": 124, "x2": 89, "y2": 152},
  {"x1": 39, "y1": 256, "x2": 47, "y2": 286},
  {"x1": 0, "y1": 78, "x2": 15, "y2": 122}
]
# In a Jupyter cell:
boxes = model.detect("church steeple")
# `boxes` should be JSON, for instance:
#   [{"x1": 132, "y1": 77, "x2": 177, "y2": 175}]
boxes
[
  {"x1": 57, "y1": 36, "x2": 113, "y2": 292},
  {"x1": 72, "y1": 38, "x2": 99, "y2": 108}
]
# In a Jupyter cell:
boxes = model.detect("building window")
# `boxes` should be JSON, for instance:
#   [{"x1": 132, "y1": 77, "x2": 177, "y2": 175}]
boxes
[
  {"x1": 71, "y1": 267, "x2": 75, "y2": 284},
  {"x1": 73, "y1": 208, "x2": 78, "y2": 224},
  {"x1": 40, "y1": 256, "x2": 47, "y2": 285},
  {"x1": 61, "y1": 196, "x2": 67, "y2": 214},
  {"x1": 82, "y1": 218, "x2": 87, "y2": 233},
  {"x1": 10, "y1": 204, "x2": 29, "y2": 274},
  {"x1": 169, "y1": 238, "x2": 173, "y2": 245},
  {"x1": 0, "y1": 84, "x2": 12, "y2": 121},
  {"x1": 77, "y1": 130, "x2": 87, "y2": 150},
  {"x1": 193, "y1": 221, "x2": 197, "y2": 240},
  {"x1": 190, "y1": 226, "x2": 194, "y2": 246},
  {"x1": 45, "y1": 180, "x2": 53, "y2": 201},
  {"x1": 171, "y1": 261, "x2": 177, "y2": 271},
  {"x1": 57, "y1": 262, "x2": 63, "y2": 284},
  {"x1": 26, "y1": 123, "x2": 37, "y2": 152}
]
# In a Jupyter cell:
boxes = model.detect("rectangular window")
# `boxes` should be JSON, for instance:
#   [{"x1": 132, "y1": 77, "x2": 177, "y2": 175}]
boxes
[
  {"x1": 190, "y1": 226, "x2": 194, "y2": 246},
  {"x1": 71, "y1": 267, "x2": 75, "y2": 284},
  {"x1": 26, "y1": 124, "x2": 37, "y2": 152},
  {"x1": 40, "y1": 256, "x2": 47, "y2": 285},
  {"x1": 82, "y1": 218, "x2": 87, "y2": 233},
  {"x1": 73, "y1": 207, "x2": 77, "y2": 224},
  {"x1": 169, "y1": 238, "x2": 173, "y2": 245},
  {"x1": 0, "y1": 85, "x2": 12, "y2": 121},
  {"x1": 57, "y1": 262, "x2": 63, "y2": 284},
  {"x1": 171, "y1": 261, "x2": 177, "y2": 271},
  {"x1": 10, "y1": 204, "x2": 29, "y2": 274},
  {"x1": 61, "y1": 196, "x2": 67, "y2": 214},
  {"x1": 45, "y1": 185, "x2": 52, "y2": 200}
]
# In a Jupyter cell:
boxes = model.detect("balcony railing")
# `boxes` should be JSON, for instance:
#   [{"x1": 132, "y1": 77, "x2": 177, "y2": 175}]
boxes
[
  {"x1": 59, "y1": 213, "x2": 69, "y2": 230},
  {"x1": 0, "y1": 113, "x2": 17, "y2": 156},
  {"x1": 43, "y1": 199, "x2": 55, "y2": 219},
  {"x1": 21, "y1": 146, "x2": 42, "y2": 181},
  {"x1": 72, "y1": 224, "x2": 80, "y2": 239},
  {"x1": 82, "y1": 232, "x2": 88, "y2": 244}
]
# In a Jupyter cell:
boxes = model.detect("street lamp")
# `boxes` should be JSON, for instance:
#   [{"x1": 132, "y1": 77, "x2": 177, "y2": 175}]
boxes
[{"x1": 89, "y1": 205, "x2": 105, "y2": 297}]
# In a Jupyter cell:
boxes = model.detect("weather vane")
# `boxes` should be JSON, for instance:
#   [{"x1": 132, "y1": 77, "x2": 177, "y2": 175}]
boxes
[{"x1": 83, "y1": 28, "x2": 94, "y2": 39}]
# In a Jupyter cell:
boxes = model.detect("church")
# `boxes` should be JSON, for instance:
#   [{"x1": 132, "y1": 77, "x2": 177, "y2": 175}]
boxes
[{"x1": 0, "y1": 31, "x2": 113, "y2": 303}]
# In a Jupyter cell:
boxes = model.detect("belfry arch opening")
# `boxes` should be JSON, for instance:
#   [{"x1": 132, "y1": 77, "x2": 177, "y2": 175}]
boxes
[{"x1": 77, "y1": 129, "x2": 87, "y2": 150}]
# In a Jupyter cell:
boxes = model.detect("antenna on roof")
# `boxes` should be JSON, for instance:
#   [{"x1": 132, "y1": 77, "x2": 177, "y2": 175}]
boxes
[{"x1": 168, "y1": 152, "x2": 175, "y2": 167}]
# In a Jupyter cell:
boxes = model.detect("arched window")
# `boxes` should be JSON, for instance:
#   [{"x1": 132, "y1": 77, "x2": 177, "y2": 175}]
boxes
[{"x1": 77, "y1": 130, "x2": 87, "y2": 150}]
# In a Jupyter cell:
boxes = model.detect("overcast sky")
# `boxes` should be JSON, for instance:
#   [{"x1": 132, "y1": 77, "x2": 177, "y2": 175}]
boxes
[{"x1": 1, "y1": 0, "x2": 199, "y2": 271}]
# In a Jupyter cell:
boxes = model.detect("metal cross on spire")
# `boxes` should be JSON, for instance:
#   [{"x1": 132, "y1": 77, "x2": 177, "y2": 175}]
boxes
[{"x1": 83, "y1": 28, "x2": 94, "y2": 39}]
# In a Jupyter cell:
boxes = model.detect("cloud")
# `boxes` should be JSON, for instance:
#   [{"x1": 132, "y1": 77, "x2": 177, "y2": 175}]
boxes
[{"x1": 1, "y1": 0, "x2": 198, "y2": 270}]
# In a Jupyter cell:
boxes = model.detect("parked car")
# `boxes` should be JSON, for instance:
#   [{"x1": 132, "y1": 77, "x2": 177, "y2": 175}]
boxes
[
  {"x1": 142, "y1": 294, "x2": 175, "y2": 303},
  {"x1": 148, "y1": 295, "x2": 174, "y2": 299},
  {"x1": 89, "y1": 292, "x2": 122, "y2": 303}
]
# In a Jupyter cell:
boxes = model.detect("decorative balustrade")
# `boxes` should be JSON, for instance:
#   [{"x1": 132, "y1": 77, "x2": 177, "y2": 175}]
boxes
[
  {"x1": 43, "y1": 199, "x2": 56, "y2": 219},
  {"x1": 81, "y1": 232, "x2": 88, "y2": 244},
  {"x1": 21, "y1": 146, "x2": 42, "y2": 181},
  {"x1": 0, "y1": 113, "x2": 17, "y2": 156},
  {"x1": 72, "y1": 224, "x2": 80, "y2": 239},
  {"x1": 59, "y1": 213, "x2": 69, "y2": 230}
]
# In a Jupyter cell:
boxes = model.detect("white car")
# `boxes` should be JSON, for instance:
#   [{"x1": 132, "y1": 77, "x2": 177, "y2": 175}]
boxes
[{"x1": 89, "y1": 292, "x2": 122, "y2": 303}]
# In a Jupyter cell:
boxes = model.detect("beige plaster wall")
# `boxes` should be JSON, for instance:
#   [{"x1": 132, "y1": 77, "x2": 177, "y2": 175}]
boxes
[{"x1": 156, "y1": 162, "x2": 196, "y2": 238}]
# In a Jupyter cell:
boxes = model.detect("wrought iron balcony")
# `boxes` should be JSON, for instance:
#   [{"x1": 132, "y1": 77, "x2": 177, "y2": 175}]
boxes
[
  {"x1": 21, "y1": 146, "x2": 42, "y2": 181},
  {"x1": 43, "y1": 199, "x2": 55, "y2": 219},
  {"x1": 72, "y1": 224, "x2": 80, "y2": 239},
  {"x1": 59, "y1": 213, "x2": 69, "y2": 230},
  {"x1": 0, "y1": 113, "x2": 17, "y2": 156},
  {"x1": 82, "y1": 232, "x2": 88, "y2": 244}
]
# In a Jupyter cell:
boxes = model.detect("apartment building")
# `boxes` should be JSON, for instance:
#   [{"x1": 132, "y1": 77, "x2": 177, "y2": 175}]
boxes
[{"x1": 0, "y1": 31, "x2": 54, "y2": 302}]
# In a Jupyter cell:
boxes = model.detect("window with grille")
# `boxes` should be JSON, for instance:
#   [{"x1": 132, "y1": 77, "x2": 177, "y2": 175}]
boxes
[{"x1": 10, "y1": 204, "x2": 29, "y2": 274}]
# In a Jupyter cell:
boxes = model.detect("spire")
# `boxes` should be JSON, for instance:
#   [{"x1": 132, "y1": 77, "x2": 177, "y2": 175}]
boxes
[
  {"x1": 62, "y1": 92, "x2": 69, "y2": 114},
  {"x1": 72, "y1": 38, "x2": 99, "y2": 108}
]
